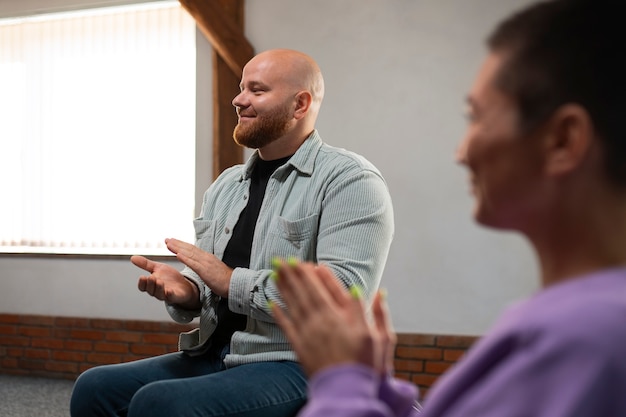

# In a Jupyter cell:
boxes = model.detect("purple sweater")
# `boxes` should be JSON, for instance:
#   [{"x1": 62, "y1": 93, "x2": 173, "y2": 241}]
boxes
[{"x1": 299, "y1": 268, "x2": 626, "y2": 417}]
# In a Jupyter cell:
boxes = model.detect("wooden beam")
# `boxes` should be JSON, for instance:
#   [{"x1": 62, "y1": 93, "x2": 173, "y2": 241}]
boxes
[
  {"x1": 180, "y1": 0, "x2": 253, "y2": 177},
  {"x1": 211, "y1": 0, "x2": 247, "y2": 177},
  {"x1": 212, "y1": 49, "x2": 243, "y2": 178},
  {"x1": 179, "y1": 0, "x2": 254, "y2": 76}
]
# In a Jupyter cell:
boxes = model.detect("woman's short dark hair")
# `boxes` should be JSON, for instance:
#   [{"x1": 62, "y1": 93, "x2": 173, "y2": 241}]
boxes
[{"x1": 487, "y1": 0, "x2": 626, "y2": 185}]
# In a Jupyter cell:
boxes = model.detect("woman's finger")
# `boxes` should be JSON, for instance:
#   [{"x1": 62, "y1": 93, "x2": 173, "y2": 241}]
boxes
[
  {"x1": 276, "y1": 261, "x2": 335, "y2": 317},
  {"x1": 372, "y1": 290, "x2": 397, "y2": 373},
  {"x1": 315, "y1": 264, "x2": 354, "y2": 308}
]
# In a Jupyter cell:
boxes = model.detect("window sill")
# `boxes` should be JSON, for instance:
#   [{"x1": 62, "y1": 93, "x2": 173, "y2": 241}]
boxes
[{"x1": 0, "y1": 248, "x2": 176, "y2": 261}]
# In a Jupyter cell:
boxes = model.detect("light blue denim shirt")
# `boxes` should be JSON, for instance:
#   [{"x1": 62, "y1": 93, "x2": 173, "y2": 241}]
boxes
[{"x1": 167, "y1": 130, "x2": 394, "y2": 366}]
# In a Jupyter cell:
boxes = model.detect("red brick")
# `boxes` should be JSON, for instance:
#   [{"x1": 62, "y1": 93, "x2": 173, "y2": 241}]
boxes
[
  {"x1": 92, "y1": 318, "x2": 125, "y2": 329},
  {"x1": 53, "y1": 350, "x2": 86, "y2": 362},
  {"x1": 31, "y1": 338, "x2": 65, "y2": 349},
  {"x1": 19, "y1": 315, "x2": 55, "y2": 326},
  {"x1": 425, "y1": 361, "x2": 453, "y2": 375},
  {"x1": 125, "y1": 321, "x2": 165, "y2": 332},
  {"x1": 410, "y1": 373, "x2": 439, "y2": 388},
  {"x1": 46, "y1": 361, "x2": 79, "y2": 373},
  {"x1": 394, "y1": 372, "x2": 412, "y2": 382},
  {"x1": 55, "y1": 317, "x2": 91, "y2": 328},
  {"x1": 0, "y1": 314, "x2": 20, "y2": 324},
  {"x1": 18, "y1": 358, "x2": 47, "y2": 371},
  {"x1": 1, "y1": 357, "x2": 19, "y2": 368},
  {"x1": 396, "y1": 346, "x2": 442, "y2": 360},
  {"x1": 70, "y1": 329, "x2": 105, "y2": 340},
  {"x1": 20, "y1": 326, "x2": 52, "y2": 338},
  {"x1": 0, "y1": 335, "x2": 30, "y2": 347},
  {"x1": 436, "y1": 335, "x2": 477, "y2": 348},
  {"x1": 24, "y1": 349, "x2": 51, "y2": 360},
  {"x1": 86, "y1": 352, "x2": 123, "y2": 365},
  {"x1": 396, "y1": 333, "x2": 436, "y2": 346},
  {"x1": 53, "y1": 328, "x2": 72, "y2": 338},
  {"x1": 394, "y1": 359, "x2": 424, "y2": 373},
  {"x1": 0, "y1": 324, "x2": 17, "y2": 335},
  {"x1": 5, "y1": 347, "x2": 24, "y2": 357},
  {"x1": 65, "y1": 340, "x2": 94, "y2": 351},
  {"x1": 105, "y1": 331, "x2": 142, "y2": 343},
  {"x1": 142, "y1": 333, "x2": 178, "y2": 345},
  {"x1": 443, "y1": 349, "x2": 466, "y2": 362},
  {"x1": 78, "y1": 363, "x2": 95, "y2": 374},
  {"x1": 94, "y1": 342, "x2": 129, "y2": 354}
]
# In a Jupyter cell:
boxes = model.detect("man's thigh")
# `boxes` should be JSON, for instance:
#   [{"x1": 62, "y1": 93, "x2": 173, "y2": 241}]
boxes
[
  {"x1": 70, "y1": 351, "x2": 221, "y2": 416},
  {"x1": 128, "y1": 360, "x2": 307, "y2": 417}
]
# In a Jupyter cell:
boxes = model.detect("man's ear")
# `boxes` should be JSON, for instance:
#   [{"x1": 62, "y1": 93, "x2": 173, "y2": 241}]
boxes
[
  {"x1": 542, "y1": 103, "x2": 594, "y2": 177},
  {"x1": 293, "y1": 91, "x2": 312, "y2": 120}
]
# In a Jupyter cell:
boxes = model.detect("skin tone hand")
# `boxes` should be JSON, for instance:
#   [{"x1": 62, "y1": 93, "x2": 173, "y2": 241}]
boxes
[
  {"x1": 271, "y1": 261, "x2": 396, "y2": 377},
  {"x1": 164, "y1": 238, "x2": 233, "y2": 298},
  {"x1": 130, "y1": 255, "x2": 200, "y2": 310}
]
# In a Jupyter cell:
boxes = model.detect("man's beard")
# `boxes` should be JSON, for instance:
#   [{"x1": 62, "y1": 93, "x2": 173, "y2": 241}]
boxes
[{"x1": 233, "y1": 103, "x2": 292, "y2": 149}]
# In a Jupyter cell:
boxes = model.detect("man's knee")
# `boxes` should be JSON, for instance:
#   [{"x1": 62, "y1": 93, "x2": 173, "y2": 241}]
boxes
[
  {"x1": 127, "y1": 382, "x2": 184, "y2": 417},
  {"x1": 70, "y1": 365, "x2": 123, "y2": 416}
]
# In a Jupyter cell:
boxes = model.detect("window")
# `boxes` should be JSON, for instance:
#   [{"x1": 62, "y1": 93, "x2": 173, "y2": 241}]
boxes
[{"x1": 0, "y1": 1, "x2": 197, "y2": 255}]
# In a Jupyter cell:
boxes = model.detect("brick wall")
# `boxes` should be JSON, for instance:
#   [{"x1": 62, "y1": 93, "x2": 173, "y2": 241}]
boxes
[
  {"x1": 0, "y1": 313, "x2": 477, "y2": 394},
  {"x1": 394, "y1": 333, "x2": 477, "y2": 396},
  {"x1": 0, "y1": 313, "x2": 194, "y2": 380}
]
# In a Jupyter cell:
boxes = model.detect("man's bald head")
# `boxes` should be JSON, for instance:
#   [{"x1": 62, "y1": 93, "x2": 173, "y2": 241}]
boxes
[{"x1": 246, "y1": 49, "x2": 325, "y2": 111}]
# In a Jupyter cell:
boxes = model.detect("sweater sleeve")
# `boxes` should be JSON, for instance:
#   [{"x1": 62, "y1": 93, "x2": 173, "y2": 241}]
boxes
[{"x1": 298, "y1": 364, "x2": 421, "y2": 417}]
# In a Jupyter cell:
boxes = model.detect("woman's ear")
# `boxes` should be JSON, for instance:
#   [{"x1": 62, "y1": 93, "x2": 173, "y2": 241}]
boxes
[
  {"x1": 293, "y1": 91, "x2": 312, "y2": 120},
  {"x1": 542, "y1": 103, "x2": 594, "y2": 177}
]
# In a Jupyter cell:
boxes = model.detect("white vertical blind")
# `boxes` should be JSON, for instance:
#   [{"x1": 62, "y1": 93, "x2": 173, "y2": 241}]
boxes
[{"x1": 0, "y1": 2, "x2": 196, "y2": 255}]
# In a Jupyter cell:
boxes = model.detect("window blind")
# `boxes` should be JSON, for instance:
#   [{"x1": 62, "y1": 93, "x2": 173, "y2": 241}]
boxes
[{"x1": 0, "y1": 2, "x2": 197, "y2": 255}]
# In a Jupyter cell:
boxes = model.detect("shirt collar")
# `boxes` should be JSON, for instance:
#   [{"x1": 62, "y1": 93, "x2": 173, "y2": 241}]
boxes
[{"x1": 239, "y1": 130, "x2": 322, "y2": 180}]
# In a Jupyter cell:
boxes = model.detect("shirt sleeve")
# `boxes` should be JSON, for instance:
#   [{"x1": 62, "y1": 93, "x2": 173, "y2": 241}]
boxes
[
  {"x1": 316, "y1": 168, "x2": 395, "y2": 298},
  {"x1": 299, "y1": 364, "x2": 421, "y2": 417}
]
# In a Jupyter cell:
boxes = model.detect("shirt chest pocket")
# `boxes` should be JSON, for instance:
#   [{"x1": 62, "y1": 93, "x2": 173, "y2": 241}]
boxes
[
  {"x1": 268, "y1": 214, "x2": 319, "y2": 260},
  {"x1": 193, "y1": 219, "x2": 216, "y2": 253}
]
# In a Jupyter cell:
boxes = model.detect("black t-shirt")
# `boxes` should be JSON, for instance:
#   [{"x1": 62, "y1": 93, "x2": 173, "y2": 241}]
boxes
[{"x1": 210, "y1": 155, "x2": 292, "y2": 346}]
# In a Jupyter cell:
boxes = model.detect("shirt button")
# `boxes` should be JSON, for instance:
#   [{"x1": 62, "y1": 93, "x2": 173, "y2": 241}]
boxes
[
  {"x1": 224, "y1": 227, "x2": 230, "y2": 234},
  {"x1": 243, "y1": 195, "x2": 248, "y2": 200}
]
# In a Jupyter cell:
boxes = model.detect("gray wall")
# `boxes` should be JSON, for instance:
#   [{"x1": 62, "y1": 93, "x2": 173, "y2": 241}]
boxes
[{"x1": 0, "y1": 0, "x2": 539, "y2": 335}]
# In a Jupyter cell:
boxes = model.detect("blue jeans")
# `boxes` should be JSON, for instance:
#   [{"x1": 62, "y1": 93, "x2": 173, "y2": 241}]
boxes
[{"x1": 70, "y1": 344, "x2": 307, "y2": 417}]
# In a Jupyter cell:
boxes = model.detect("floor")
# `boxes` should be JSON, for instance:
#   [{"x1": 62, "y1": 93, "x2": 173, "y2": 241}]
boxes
[{"x1": 0, "y1": 374, "x2": 74, "y2": 417}]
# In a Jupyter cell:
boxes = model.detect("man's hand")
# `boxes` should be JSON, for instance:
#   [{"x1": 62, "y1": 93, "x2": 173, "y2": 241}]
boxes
[
  {"x1": 130, "y1": 255, "x2": 200, "y2": 310},
  {"x1": 271, "y1": 261, "x2": 396, "y2": 377},
  {"x1": 164, "y1": 238, "x2": 233, "y2": 297}
]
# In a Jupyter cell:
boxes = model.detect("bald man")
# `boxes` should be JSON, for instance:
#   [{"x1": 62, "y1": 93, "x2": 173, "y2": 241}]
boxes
[{"x1": 70, "y1": 49, "x2": 395, "y2": 417}]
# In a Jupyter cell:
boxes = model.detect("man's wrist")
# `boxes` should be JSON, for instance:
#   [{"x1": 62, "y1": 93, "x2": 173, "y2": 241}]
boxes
[{"x1": 177, "y1": 277, "x2": 202, "y2": 310}]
